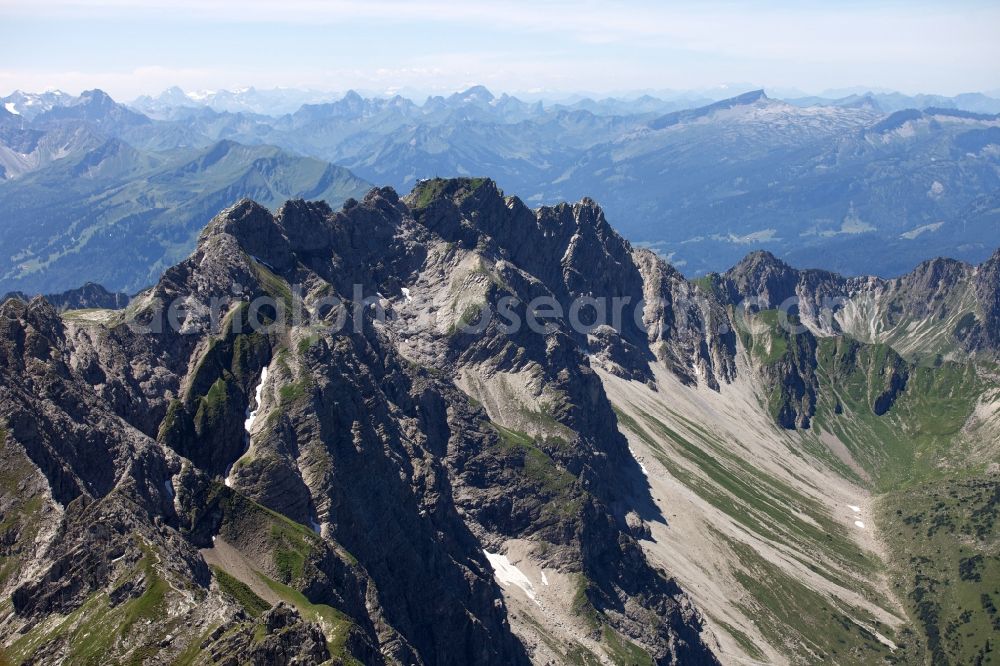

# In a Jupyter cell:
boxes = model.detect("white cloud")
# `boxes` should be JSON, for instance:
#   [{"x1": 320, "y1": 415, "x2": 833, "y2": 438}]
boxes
[
  {"x1": 2, "y1": 1, "x2": 998, "y2": 97},
  {"x1": 7, "y1": 0, "x2": 995, "y2": 63}
]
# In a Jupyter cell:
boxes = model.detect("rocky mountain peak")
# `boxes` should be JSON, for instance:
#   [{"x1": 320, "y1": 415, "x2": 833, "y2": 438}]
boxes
[
  {"x1": 1, "y1": 282, "x2": 129, "y2": 311},
  {"x1": 870, "y1": 108, "x2": 923, "y2": 133},
  {"x1": 406, "y1": 178, "x2": 638, "y2": 303},
  {"x1": 735, "y1": 88, "x2": 768, "y2": 104},
  {"x1": 406, "y1": 176, "x2": 495, "y2": 206},
  {"x1": 0, "y1": 294, "x2": 60, "y2": 327},
  {"x1": 335, "y1": 89, "x2": 366, "y2": 112},
  {"x1": 851, "y1": 93, "x2": 881, "y2": 111},
  {"x1": 202, "y1": 198, "x2": 282, "y2": 246},
  {"x1": 407, "y1": 177, "x2": 616, "y2": 242},
  {"x1": 190, "y1": 186, "x2": 412, "y2": 302},
  {"x1": 190, "y1": 198, "x2": 298, "y2": 284},
  {"x1": 721, "y1": 249, "x2": 800, "y2": 307},
  {"x1": 76, "y1": 88, "x2": 116, "y2": 108},
  {"x1": 649, "y1": 88, "x2": 770, "y2": 129},
  {"x1": 898, "y1": 255, "x2": 972, "y2": 289},
  {"x1": 571, "y1": 195, "x2": 610, "y2": 228},
  {"x1": 730, "y1": 248, "x2": 787, "y2": 271},
  {"x1": 450, "y1": 85, "x2": 496, "y2": 105},
  {"x1": 283, "y1": 198, "x2": 336, "y2": 217},
  {"x1": 35, "y1": 88, "x2": 151, "y2": 127}
]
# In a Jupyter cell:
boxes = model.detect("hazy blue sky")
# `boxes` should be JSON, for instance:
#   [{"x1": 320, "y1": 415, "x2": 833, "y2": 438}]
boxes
[{"x1": 2, "y1": 0, "x2": 999, "y2": 99}]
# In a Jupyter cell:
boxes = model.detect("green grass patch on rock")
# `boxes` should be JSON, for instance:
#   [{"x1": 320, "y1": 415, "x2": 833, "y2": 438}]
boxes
[{"x1": 211, "y1": 565, "x2": 270, "y2": 618}]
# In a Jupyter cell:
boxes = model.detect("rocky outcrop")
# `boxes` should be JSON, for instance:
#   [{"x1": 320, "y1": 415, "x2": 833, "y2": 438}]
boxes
[
  {"x1": 716, "y1": 248, "x2": 1000, "y2": 363},
  {"x1": 202, "y1": 604, "x2": 331, "y2": 665},
  {"x1": 760, "y1": 324, "x2": 820, "y2": 430},
  {"x1": 2, "y1": 282, "x2": 130, "y2": 311},
  {"x1": 633, "y1": 249, "x2": 736, "y2": 389}
]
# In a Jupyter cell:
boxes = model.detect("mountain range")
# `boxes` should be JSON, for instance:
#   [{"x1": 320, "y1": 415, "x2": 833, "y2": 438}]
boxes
[
  {"x1": 0, "y1": 178, "x2": 996, "y2": 664},
  {"x1": 2, "y1": 86, "x2": 998, "y2": 295},
  {"x1": 124, "y1": 85, "x2": 1000, "y2": 118},
  {"x1": 0, "y1": 89, "x2": 371, "y2": 294}
]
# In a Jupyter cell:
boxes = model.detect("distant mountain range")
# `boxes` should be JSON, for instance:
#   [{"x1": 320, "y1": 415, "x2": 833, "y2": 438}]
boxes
[
  {"x1": 0, "y1": 90, "x2": 371, "y2": 294},
  {"x1": 1, "y1": 86, "x2": 998, "y2": 293},
  {"x1": 122, "y1": 84, "x2": 1000, "y2": 117},
  {"x1": 127, "y1": 85, "x2": 1000, "y2": 276},
  {"x1": 784, "y1": 90, "x2": 1000, "y2": 114},
  {"x1": 131, "y1": 85, "x2": 339, "y2": 116}
]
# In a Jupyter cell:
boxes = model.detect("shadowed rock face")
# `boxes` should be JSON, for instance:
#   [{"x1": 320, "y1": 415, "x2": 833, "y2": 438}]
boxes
[
  {"x1": 2, "y1": 282, "x2": 130, "y2": 311},
  {"x1": 975, "y1": 249, "x2": 1000, "y2": 348},
  {"x1": 0, "y1": 177, "x2": 995, "y2": 664}
]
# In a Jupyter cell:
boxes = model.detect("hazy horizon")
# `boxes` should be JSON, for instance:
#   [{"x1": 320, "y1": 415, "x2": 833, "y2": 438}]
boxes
[
  {"x1": 2, "y1": 0, "x2": 998, "y2": 100},
  {"x1": 5, "y1": 83, "x2": 1000, "y2": 108}
]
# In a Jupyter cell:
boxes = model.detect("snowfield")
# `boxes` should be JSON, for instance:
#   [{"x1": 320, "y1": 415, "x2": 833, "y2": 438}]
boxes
[
  {"x1": 226, "y1": 365, "x2": 269, "y2": 487},
  {"x1": 243, "y1": 366, "x2": 269, "y2": 432},
  {"x1": 483, "y1": 550, "x2": 539, "y2": 604}
]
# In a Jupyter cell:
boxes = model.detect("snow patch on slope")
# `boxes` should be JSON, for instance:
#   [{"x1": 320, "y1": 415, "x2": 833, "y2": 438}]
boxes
[
  {"x1": 243, "y1": 366, "x2": 269, "y2": 432},
  {"x1": 484, "y1": 550, "x2": 539, "y2": 604},
  {"x1": 226, "y1": 365, "x2": 268, "y2": 488}
]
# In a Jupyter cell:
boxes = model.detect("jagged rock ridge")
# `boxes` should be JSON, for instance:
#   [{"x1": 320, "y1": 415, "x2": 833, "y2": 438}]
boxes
[{"x1": 0, "y1": 177, "x2": 997, "y2": 665}]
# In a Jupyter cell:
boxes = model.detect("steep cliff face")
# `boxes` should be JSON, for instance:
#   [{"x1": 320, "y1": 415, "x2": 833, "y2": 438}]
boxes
[
  {"x1": 974, "y1": 248, "x2": 1000, "y2": 349},
  {"x1": 397, "y1": 181, "x2": 715, "y2": 663},
  {"x1": 632, "y1": 250, "x2": 736, "y2": 390}
]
